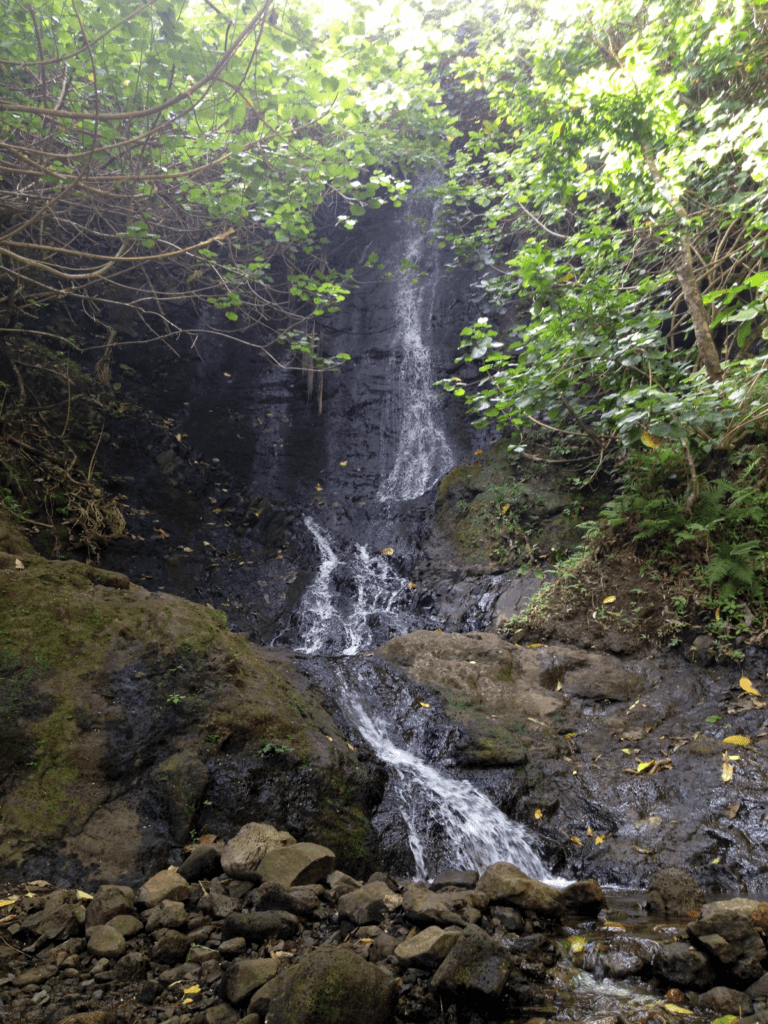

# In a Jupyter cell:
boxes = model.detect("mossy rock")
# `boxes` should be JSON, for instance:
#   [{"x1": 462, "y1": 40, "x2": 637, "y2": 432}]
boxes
[{"x1": 0, "y1": 548, "x2": 375, "y2": 887}]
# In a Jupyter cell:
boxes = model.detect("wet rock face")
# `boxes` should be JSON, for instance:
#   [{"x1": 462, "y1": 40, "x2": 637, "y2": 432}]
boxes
[{"x1": 373, "y1": 630, "x2": 768, "y2": 887}]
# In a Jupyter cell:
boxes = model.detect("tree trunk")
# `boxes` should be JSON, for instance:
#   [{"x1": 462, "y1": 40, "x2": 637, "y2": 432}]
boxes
[
  {"x1": 677, "y1": 237, "x2": 723, "y2": 382},
  {"x1": 639, "y1": 139, "x2": 722, "y2": 382}
]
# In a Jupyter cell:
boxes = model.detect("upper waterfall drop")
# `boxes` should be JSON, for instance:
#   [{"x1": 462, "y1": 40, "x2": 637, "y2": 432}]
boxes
[{"x1": 377, "y1": 196, "x2": 455, "y2": 503}]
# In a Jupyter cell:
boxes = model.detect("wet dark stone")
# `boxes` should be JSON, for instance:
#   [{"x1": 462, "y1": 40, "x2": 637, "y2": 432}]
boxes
[
  {"x1": 179, "y1": 844, "x2": 222, "y2": 882},
  {"x1": 431, "y1": 928, "x2": 512, "y2": 1000},
  {"x1": 221, "y1": 910, "x2": 300, "y2": 943},
  {"x1": 647, "y1": 868, "x2": 705, "y2": 916},
  {"x1": 654, "y1": 943, "x2": 715, "y2": 990},
  {"x1": 430, "y1": 870, "x2": 478, "y2": 891}
]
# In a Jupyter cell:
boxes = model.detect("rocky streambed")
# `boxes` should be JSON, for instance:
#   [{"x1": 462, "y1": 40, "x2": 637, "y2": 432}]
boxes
[{"x1": 3, "y1": 820, "x2": 768, "y2": 1024}]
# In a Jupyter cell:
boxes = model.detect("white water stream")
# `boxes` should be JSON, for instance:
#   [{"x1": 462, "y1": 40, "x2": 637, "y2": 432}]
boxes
[
  {"x1": 349, "y1": 693, "x2": 553, "y2": 881},
  {"x1": 377, "y1": 209, "x2": 455, "y2": 502},
  {"x1": 295, "y1": 516, "x2": 410, "y2": 656}
]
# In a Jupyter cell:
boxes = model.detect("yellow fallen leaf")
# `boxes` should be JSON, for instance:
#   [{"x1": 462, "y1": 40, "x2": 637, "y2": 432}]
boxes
[
  {"x1": 75, "y1": 890, "x2": 93, "y2": 900},
  {"x1": 586, "y1": 825, "x2": 594, "y2": 837},
  {"x1": 570, "y1": 836, "x2": 583, "y2": 846},
  {"x1": 641, "y1": 430, "x2": 663, "y2": 448},
  {"x1": 567, "y1": 935, "x2": 586, "y2": 953},
  {"x1": 603, "y1": 595, "x2": 616, "y2": 604},
  {"x1": 381, "y1": 547, "x2": 394, "y2": 556},
  {"x1": 474, "y1": 449, "x2": 483, "y2": 455},
  {"x1": 621, "y1": 748, "x2": 631, "y2": 755},
  {"x1": 664, "y1": 1005, "x2": 693, "y2": 1014},
  {"x1": 729, "y1": 754, "x2": 740, "y2": 761},
  {"x1": 723, "y1": 735, "x2": 751, "y2": 746},
  {"x1": 711, "y1": 1016, "x2": 739, "y2": 1024},
  {"x1": 711, "y1": 857, "x2": 721, "y2": 865},
  {"x1": 534, "y1": 808, "x2": 542, "y2": 820},
  {"x1": 740, "y1": 676, "x2": 761, "y2": 697},
  {"x1": 636, "y1": 760, "x2": 655, "y2": 773},
  {"x1": 0, "y1": 897, "x2": 19, "y2": 908},
  {"x1": 501, "y1": 503, "x2": 510, "y2": 514},
  {"x1": 339, "y1": 460, "x2": 348, "y2": 466},
  {"x1": 203, "y1": 541, "x2": 211, "y2": 547},
  {"x1": 316, "y1": 485, "x2": 323, "y2": 492},
  {"x1": 715, "y1": 606, "x2": 720, "y2": 621},
  {"x1": 14, "y1": 558, "x2": 24, "y2": 570},
  {"x1": 358, "y1": 937, "x2": 373, "y2": 943},
  {"x1": 325, "y1": 735, "x2": 334, "y2": 742},
  {"x1": 595, "y1": 835, "x2": 606, "y2": 845},
  {"x1": 528, "y1": 643, "x2": 544, "y2": 648},
  {"x1": 175, "y1": 433, "x2": 182, "y2": 442},
  {"x1": 419, "y1": 702, "x2": 431, "y2": 708},
  {"x1": 407, "y1": 582, "x2": 417, "y2": 589},
  {"x1": 183, "y1": 984, "x2": 201, "y2": 995},
  {"x1": 722, "y1": 753, "x2": 734, "y2": 782}
]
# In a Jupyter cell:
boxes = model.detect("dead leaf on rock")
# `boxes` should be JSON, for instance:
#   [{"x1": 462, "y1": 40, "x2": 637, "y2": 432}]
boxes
[
  {"x1": 722, "y1": 752, "x2": 734, "y2": 782},
  {"x1": 534, "y1": 809, "x2": 543, "y2": 820},
  {"x1": 723, "y1": 734, "x2": 751, "y2": 746},
  {"x1": 570, "y1": 836, "x2": 583, "y2": 846},
  {"x1": 724, "y1": 800, "x2": 740, "y2": 819},
  {"x1": 14, "y1": 558, "x2": 24, "y2": 570},
  {"x1": 740, "y1": 676, "x2": 761, "y2": 697},
  {"x1": 381, "y1": 547, "x2": 394, "y2": 556}
]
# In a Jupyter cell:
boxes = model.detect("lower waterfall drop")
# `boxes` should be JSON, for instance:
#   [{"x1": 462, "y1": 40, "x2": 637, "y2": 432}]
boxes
[{"x1": 349, "y1": 691, "x2": 553, "y2": 881}]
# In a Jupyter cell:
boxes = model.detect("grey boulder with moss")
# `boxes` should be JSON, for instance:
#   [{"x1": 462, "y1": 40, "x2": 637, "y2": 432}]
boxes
[
  {"x1": 254, "y1": 947, "x2": 399, "y2": 1024},
  {"x1": 220, "y1": 822, "x2": 296, "y2": 882}
]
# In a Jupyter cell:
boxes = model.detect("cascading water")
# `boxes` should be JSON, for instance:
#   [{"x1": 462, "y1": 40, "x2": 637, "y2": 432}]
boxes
[
  {"x1": 287, "y1": 181, "x2": 551, "y2": 880},
  {"x1": 295, "y1": 516, "x2": 412, "y2": 656},
  {"x1": 377, "y1": 197, "x2": 456, "y2": 502},
  {"x1": 348, "y1": 691, "x2": 552, "y2": 882}
]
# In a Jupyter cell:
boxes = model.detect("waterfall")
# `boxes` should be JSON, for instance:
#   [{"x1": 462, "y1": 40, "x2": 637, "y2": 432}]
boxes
[
  {"x1": 348, "y1": 690, "x2": 552, "y2": 881},
  {"x1": 285, "y1": 183, "x2": 550, "y2": 882},
  {"x1": 295, "y1": 517, "x2": 411, "y2": 656},
  {"x1": 377, "y1": 204, "x2": 455, "y2": 503}
]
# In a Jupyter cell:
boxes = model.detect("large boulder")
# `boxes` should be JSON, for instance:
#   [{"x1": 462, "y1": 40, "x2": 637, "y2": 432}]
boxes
[
  {"x1": 401, "y1": 886, "x2": 465, "y2": 927},
  {"x1": 395, "y1": 926, "x2": 462, "y2": 969},
  {"x1": 220, "y1": 822, "x2": 296, "y2": 882},
  {"x1": 136, "y1": 869, "x2": 190, "y2": 909},
  {"x1": 431, "y1": 927, "x2": 512, "y2": 999},
  {"x1": 688, "y1": 899, "x2": 768, "y2": 984},
  {"x1": 257, "y1": 842, "x2": 335, "y2": 888},
  {"x1": 337, "y1": 881, "x2": 403, "y2": 925},
  {"x1": 253, "y1": 947, "x2": 399, "y2": 1024},
  {"x1": 476, "y1": 863, "x2": 564, "y2": 917},
  {"x1": 647, "y1": 868, "x2": 705, "y2": 916},
  {"x1": 654, "y1": 943, "x2": 715, "y2": 991}
]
